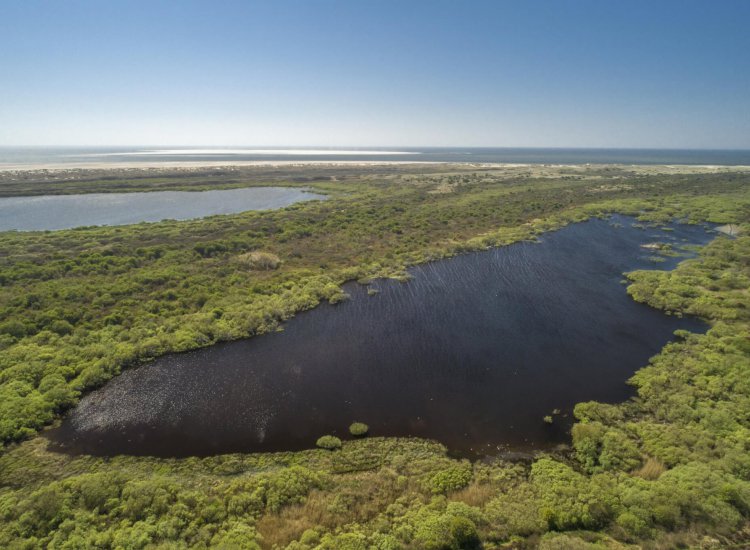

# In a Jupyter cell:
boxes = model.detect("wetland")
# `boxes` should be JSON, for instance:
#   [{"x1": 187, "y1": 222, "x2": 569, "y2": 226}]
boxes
[{"x1": 1, "y1": 164, "x2": 749, "y2": 549}]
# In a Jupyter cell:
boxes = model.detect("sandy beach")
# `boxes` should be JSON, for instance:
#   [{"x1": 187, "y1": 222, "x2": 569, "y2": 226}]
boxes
[{"x1": 1, "y1": 159, "x2": 749, "y2": 174}]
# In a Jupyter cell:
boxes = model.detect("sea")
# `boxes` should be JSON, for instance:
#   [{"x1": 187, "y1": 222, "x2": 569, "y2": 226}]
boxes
[{"x1": 1, "y1": 146, "x2": 749, "y2": 167}]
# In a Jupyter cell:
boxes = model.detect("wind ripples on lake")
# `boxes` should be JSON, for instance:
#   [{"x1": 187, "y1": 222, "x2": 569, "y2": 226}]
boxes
[{"x1": 47, "y1": 215, "x2": 719, "y2": 457}]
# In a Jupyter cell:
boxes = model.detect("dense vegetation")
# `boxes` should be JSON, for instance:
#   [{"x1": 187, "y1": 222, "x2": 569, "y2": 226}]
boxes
[
  {"x1": 0, "y1": 165, "x2": 749, "y2": 548},
  {"x1": 0, "y1": 164, "x2": 461, "y2": 197}
]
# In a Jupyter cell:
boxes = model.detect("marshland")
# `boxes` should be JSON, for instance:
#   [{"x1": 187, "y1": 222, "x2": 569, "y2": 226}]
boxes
[{"x1": 1, "y1": 162, "x2": 749, "y2": 548}]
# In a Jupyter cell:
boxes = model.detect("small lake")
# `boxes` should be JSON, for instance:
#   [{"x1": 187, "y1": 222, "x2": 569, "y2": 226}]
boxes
[
  {"x1": 0, "y1": 187, "x2": 324, "y2": 231},
  {"x1": 47, "y1": 216, "x2": 718, "y2": 458}
]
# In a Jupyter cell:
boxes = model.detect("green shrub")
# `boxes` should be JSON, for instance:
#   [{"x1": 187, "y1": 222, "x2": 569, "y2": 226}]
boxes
[
  {"x1": 349, "y1": 422, "x2": 369, "y2": 436},
  {"x1": 0, "y1": 320, "x2": 27, "y2": 339},
  {"x1": 447, "y1": 516, "x2": 480, "y2": 549},
  {"x1": 428, "y1": 462, "x2": 473, "y2": 494},
  {"x1": 485, "y1": 485, "x2": 545, "y2": 539},
  {"x1": 316, "y1": 435, "x2": 342, "y2": 450},
  {"x1": 48, "y1": 320, "x2": 74, "y2": 336},
  {"x1": 531, "y1": 457, "x2": 613, "y2": 530}
]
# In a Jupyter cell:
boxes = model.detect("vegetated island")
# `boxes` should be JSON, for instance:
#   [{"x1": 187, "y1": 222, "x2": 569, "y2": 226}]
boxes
[{"x1": 0, "y1": 162, "x2": 748, "y2": 549}]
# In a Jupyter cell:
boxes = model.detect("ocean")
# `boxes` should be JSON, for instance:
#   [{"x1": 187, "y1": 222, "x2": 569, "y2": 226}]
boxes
[{"x1": 1, "y1": 146, "x2": 749, "y2": 167}]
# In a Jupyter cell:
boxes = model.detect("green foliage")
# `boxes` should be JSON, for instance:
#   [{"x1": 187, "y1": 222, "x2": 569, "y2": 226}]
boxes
[
  {"x1": 0, "y1": 444, "x2": 330, "y2": 548},
  {"x1": 1, "y1": 167, "x2": 749, "y2": 548},
  {"x1": 316, "y1": 435, "x2": 342, "y2": 450},
  {"x1": 572, "y1": 423, "x2": 641, "y2": 473},
  {"x1": 349, "y1": 422, "x2": 369, "y2": 436},
  {"x1": 211, "y1": 522, "x2": 262, "y2": 549},
  {"x1": 531, "y1": 457, "x2": 613, "y2": 530},
  {"x1": 484, "y1": 485, "x2": 546, "y2": 541},
  {"x1": 427, "y1": 462, "x2": 473, "y2": 494},
  {"x1": 392, "y1": 498, "x2": 482, "y2": 550}
]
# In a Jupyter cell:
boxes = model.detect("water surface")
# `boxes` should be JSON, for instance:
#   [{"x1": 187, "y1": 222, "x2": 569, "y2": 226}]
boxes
[
  {"x1": 2, "y1": 146, "x2": 750, "y2": 166},
  {"x1": 47, "y1": 216, "x2": 718, "y2": 457},
  {"x1": 0, "y1": 187, "x2": 324, "y2": 231}
]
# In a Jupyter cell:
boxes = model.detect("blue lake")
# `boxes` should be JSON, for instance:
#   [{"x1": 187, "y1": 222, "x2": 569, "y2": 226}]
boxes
[{"x1": 0, "y1": 187, "x2": 325, "y2": 231}]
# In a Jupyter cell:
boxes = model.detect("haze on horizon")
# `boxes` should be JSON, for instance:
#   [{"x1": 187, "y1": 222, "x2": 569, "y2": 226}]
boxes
[{"x1": 1, "y1": 0, "x2": 749, "y2": 150}]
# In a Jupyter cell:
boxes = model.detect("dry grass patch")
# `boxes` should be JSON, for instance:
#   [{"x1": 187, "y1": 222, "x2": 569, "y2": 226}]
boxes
[
  {"x1": 257, "y1": 470, "x2": 407, "y2": 548},
  {"x1": 256, "y1": 501, "x2": 322, "y2": 549},
  {"x1": 236, "y1": 251, "x2": 281, "y2": 270},
  {"x1": 633, "y1": 456, "x2": 667, "y2": 480},
  {"x1": 450, "y1": 482, "x2": 499, "y2": 507}
]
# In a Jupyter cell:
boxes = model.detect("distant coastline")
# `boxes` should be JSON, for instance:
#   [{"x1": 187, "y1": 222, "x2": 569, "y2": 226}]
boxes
[
  {"x1": 0, "y1": 160, "x2": 440, "y2": 171},
  {"x1": 2, "y1": 146, "x2": 750, "y2": 170},
  {"x1": 2, "y1": 161, "x2": 750, "y2": 175}
]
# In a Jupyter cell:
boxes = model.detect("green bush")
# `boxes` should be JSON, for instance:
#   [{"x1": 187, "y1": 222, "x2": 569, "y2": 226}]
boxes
[
  {"x1": 316, "y1": 435, "x2": 342, "y2": 450},
  {"x1": 0, "y1": 320, "x2": 27, "y2": 339},
  {"x1": 428, "y1": 462, "x2": 473, "y2": 494},
  {"x1": 349, "y1": 422, "x2": 369, "y2": 436},
  {"x1": 48, "y1": 320, "x2": 74, "y2": 336}
]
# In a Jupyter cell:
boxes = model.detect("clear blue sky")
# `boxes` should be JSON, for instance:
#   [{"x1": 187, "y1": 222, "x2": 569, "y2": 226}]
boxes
[{"x1": 1, "y1": 0, "x2": 749, "y2": 148}]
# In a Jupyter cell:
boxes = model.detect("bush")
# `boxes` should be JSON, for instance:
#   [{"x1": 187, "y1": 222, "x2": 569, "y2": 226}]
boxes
[
  {"x1": 0, "y1": 320, "x2": 27, "y2": 339},
  {"x1": 447, "y1": 516, "x2": 480, "y2": 549},
  {"x1": 48, "y1": 320, "x2": 74, "y2": 336},
  {"x1": 531, "y1": 457, "x2": 612, "y2": 530},
  {"x1": 349, "y1": 422, "x2": 369, "y2": 436},
  {"x1": 316, "y1": 435, "x2": 342, "y2": 450},
  {"x1": 429, "y1": 463, "x2": 473, "y2": 494},
  {"x1": 485, "y1": 485, "x2": 545, "y2": 539}
]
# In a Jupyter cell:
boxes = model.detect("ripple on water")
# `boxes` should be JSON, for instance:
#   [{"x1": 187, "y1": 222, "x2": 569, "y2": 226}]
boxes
[{"x1": 47, "y1": 215, "x2": 719, "y2": 457}]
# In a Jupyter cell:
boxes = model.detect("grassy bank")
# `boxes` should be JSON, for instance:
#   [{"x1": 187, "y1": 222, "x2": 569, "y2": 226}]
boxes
[{"x1": 0, "y1": 166, "x2": 749, "y2": 548}]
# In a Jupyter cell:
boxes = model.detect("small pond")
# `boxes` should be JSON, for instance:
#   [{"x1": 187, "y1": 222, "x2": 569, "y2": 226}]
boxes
[
  {"x1": 0, "y1": 187, "x2": 324, "y2": 231},
  {"x1": 47, "y1": 215, "x2": 718, "y2": 457}
]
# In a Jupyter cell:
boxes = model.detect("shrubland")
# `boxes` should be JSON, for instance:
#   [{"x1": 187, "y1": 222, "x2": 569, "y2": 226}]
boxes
[{"x1": 0, "y1": 165, "x2": 749, "y2": 547}]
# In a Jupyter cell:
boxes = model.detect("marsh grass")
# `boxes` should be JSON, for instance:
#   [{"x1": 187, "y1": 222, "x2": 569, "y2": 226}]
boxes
[
  {"x1": 257, "y1": 469, "x2": 409, "y2": 548},
  {"x1": 236, "y1": 251, "x2": 281, "y2": 270},
  {"x1": 633, "y1": 456, "x2": 667, "y2": 480},
  {"x1": 450, "y1": 482, "x2": 498, "y2": 508}
]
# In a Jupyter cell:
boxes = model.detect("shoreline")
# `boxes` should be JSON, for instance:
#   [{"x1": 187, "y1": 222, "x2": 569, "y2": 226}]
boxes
[
  {"x1": 1, "y1": 159, "x2": 750, "y2": 173},
  {"x1": 0, "y1": 160, "x2": 452, "y2": 172}
]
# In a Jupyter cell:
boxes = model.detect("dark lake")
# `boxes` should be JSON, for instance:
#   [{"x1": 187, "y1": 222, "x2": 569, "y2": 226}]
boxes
[
  {"x1": 0, "y1": 187, "x2": 324, "y2": 231},
  {"x1": 47, "y1": 216, "x2": 718, "y2": 458}
]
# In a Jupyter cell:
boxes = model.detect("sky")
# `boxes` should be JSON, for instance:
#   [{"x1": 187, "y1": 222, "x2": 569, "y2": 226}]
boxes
[{"x1": 1, "y1": 0, "x2": 749, "y2": 148}]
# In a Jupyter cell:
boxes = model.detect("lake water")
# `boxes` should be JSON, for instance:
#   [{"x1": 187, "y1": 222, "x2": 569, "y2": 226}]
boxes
[
  {"x1": 1, "y1": 146, "x2": 750, "y2": 166},
  {"x1": 46, "y1": 216, "x2": 718, "y2": 458},
  {"x1": 0, "y1": 187, "x2": 325, "y2": 231}
]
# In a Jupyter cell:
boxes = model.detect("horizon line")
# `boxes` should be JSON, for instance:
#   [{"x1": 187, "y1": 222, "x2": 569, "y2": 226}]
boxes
[{"x1": 2, "y1": 145, "x2": 750, "y2": 152}]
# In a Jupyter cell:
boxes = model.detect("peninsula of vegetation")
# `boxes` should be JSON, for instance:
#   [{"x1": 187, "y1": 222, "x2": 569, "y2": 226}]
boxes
[{"x1": 0, "y1": 163, "x2": 749, "y2": 549}]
